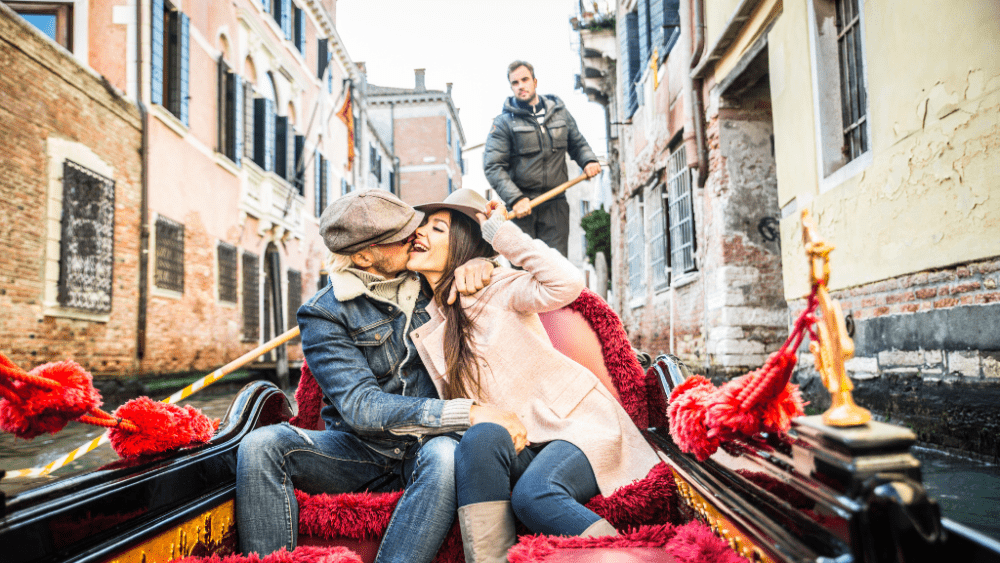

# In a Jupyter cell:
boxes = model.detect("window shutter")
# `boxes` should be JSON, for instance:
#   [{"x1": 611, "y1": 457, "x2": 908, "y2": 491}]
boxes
[
  {"x1": 243, "y1": 83, "x2": 255, "y2": 161},
  {"x1": 314, "y1": 151, "x2": 322, "y2": 217},
  {"x1": 285, "y1": 124, "x2": 296, "y2": 184},
  {"x1": 294, "y1": 134, "x2": 305, "y2": 193},
  {"x1": 295, "y1": 7, "x2": 305, "y2": 53},
  {"x1": 662, "y1": 0, "x2": 681, "y2": 60},
  {"x1": 218, "y1": 59, "x2": 229, "y2": 154},
  {"x1": 274, "y1": 115, "x2": 288, "y2": 178},
  {"x1": 619, "y1": 12, "x2": 640, "y2": 119},
  {"x1": 327, "y1": 53, "x2": 333, "y2": 93},
  {"x1": 254, "y1": 98, "x2": 266, "y2": 167},
  {"x1": 234, "y1": 75, "x2": 243, "y2": 166},
  {"x1": 341, "y1": 177, "x2": 347, "y2": 196},
  {"x1": 151, "y1": 0, "x2": 164, "y2": 105},
  {"x1": 261, "y1": 0, "x2": 269, "y2": 10},
  {"x1": 447, "y1": 117, "x2": 452, "y2": 146},
  {"x1": 317, "y1": 38, "x2": 328, "y2": 79},
  {"x1": 638, "y1": 0, "x2": 650, "y2": 69},
  {"x1": 264, "y1": 99, "x2": 275, "y2": 172},
  {"x1": 320, "y1": 157, "x2": 329, "y2": 211},
  {"x1": 650, "y1": 0, "x2": 664, "y2": 59},
  {"x1": 281, "y1": 0, "x2": 291, "y2": 40},
  {"x1": 179, "y1": 13, "x2": 190, "y2": 126}
]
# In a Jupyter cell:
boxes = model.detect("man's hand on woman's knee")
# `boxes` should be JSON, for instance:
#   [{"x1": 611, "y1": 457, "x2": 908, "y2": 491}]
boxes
[{"x1": 470, "y1": 405, "x2": 529, "y2": 453}]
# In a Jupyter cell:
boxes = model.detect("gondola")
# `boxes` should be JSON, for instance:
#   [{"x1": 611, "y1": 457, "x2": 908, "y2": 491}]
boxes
[{"x1": 3, "y1": 216, "x2": 1000, "y2": 563}]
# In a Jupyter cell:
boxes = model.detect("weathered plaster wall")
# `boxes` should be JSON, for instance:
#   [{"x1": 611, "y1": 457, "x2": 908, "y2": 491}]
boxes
[{"x1": 774, "y1": 0, "x2": 1000, "y2": 298}]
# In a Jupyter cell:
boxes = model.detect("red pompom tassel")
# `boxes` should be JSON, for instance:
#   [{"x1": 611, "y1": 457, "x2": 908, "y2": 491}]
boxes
[
  {"x1": 0, "y1": 361, "x2": 102, "y2": 439},
  {"x1": 667, "y1": 376, "x2": 720, "y2": 462},
  {"x1": 705, "y1": 350, "x2": 804, "y2": 439},
  {"x1": 108, "y1": 397, "x2": 217, "y2": 458}
]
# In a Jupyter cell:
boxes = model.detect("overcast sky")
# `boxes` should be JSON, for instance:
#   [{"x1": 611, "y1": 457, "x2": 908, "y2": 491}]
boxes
[{"x1": 336, "y1": 0, "x2": 608, "y2": 157}]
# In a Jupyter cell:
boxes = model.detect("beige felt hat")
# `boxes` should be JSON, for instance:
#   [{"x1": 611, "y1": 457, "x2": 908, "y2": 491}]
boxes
[
  {"x1": 320, "y1": 189, "x2": 424, "y2": 254},
  {"x1": 414, "y1": 189, "x2": 490, "y2": 223}
]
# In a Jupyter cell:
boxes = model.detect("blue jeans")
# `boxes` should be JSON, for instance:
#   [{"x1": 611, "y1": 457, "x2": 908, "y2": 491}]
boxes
[
  {"x1": 454, "y1": 423, "x2": 601, "y2": 536},
  {"x1": 236, "y1": 423, "x2": 458, "y2": 563}
]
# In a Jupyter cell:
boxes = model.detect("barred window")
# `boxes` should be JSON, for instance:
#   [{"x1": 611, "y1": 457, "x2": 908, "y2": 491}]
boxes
[
  {"x1": 218, "y1": 242, "x2": 238, "y2": 303},
  {"x1": 648, "y1": 182, "x2": 669, "y2": 290},
  {"x1": 155, "y1": 216, "x2": 185, "y2": 292},
  {"x1": 626, "y1": 195, "x2": 645, "y2": 302},
  {"x1": 667, "y1": 147, "x2": 696, "y2": 275},
  {"x1": 58, "y1": 160, "x2": 115, "y2": 313},
  {"x1": 242, "y1": 252, "x2": 260, "y2": 341},
  {"x1": 835, "y1": 0, "x2": 868, "y2": 162},
  {"x1": 287, "y1": 269, "x2": 302, "y2": 342}
]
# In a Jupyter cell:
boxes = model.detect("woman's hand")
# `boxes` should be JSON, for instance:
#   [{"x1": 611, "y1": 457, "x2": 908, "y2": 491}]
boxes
[
  {"x1": 470, "y1": 404, "x2": 529, "y2": 453},
  {"x1": 447, "y1": 258, "x2": 495, "y2": 304},
  {"x1": 475, "y1": 200, "x2": 509, "y2": 226}
]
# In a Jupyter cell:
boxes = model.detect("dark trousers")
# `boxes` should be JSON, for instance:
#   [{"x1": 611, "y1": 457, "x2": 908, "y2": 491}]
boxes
[{"x1": 511, "y1": 196, "x2": 569, "y2": 257}]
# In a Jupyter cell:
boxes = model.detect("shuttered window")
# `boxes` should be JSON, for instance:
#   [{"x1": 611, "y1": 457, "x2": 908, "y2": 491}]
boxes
[
  {"x1": 254, "y1": 98, "x2": 275, "y2": 171},
  {"x1": 317, "y1": 38, "x2": 328, "y2": 79},
  {"x1": 155, "y1": 216, "x2": 185, "y2": 292},
  {"x1": 218, "y1": 242, "x2": 238, "y2": 303},
  {"x1": 218, "y1": 59, "x2": 243, "y2": 164},
  {"x1": 243, "y1": 83, "x2": 256, "y2": 162},
  {"x1": 315, "y1": 155, "x2": 328, "y2": 217},
  {"x1": 280, "y1": 0, "x2": 292, "y2": 41},
  {"x1": 619, "y1": 11, "x2": 640, "y2": 119},
  {"x1": 667, "y1": 147, "x2": 696, "y2": 274},
  {"x1": 294, "y1": 135, "x2": 306, "y2": 195},
  {"x1": 626, "y1": 195, "x2": 645, "y2": 301},
  {"x1": 152, "y1": 1, "x2": 189, "y2": 126},
  {"x1": 293, "y1": 5, "x2": 305, "y2": 53},
  {"x1": 341, "y1": 178, "x2": 349, "y2": 196},
  {"x1": 275, "y1": 115, "x2": 288, "y2": 179},
  {"x1": 447, "y1": 117, "x2": 452, "y2": 146},
  {"x1": 57, "y1": 161, "x2": 115, "y2": 313},
  {"x1": 242, "y1": 252, "x2": 260, "y2": 342}
]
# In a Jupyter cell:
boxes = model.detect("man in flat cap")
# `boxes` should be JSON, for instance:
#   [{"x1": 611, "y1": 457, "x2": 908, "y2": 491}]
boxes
[{"x1": 236, "y1": 190, "x2": 521, "y2": 562}]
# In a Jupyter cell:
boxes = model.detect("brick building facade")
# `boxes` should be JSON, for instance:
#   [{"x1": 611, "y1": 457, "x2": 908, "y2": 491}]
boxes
[
  {"x1": 365, "y1": 68, "x2": 466, "y2": 205},
  {"x1": 2, "y1": 0, "x2": 389, "y2": 382},
  {"x1": 0, "y1": 4, "x2": 143, "y2": 373}
]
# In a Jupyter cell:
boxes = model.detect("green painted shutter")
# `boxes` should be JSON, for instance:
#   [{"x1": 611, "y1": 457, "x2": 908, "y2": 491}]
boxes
[
  {"x1": 179, "y1": 13, "x2": 190, "y2": 126},
  {"x1": 234, "y1": 75, "x2": 243, "y2": 166}
]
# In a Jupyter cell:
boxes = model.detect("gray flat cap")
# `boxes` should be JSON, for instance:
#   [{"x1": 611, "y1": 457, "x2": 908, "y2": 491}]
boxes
[{"x1": 320, "y1": 189, "x2": 424, "y2": 254}]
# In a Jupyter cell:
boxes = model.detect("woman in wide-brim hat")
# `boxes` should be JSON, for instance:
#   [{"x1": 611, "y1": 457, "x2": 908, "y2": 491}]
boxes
[{"x1": 406, "y1": 189, "x2": 659, "y2": 563}]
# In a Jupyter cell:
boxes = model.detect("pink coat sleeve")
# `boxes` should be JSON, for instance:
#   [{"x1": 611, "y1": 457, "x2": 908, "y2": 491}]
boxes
[{"x1": 484, "y1": 220, "x2": 585, "y2": 314}]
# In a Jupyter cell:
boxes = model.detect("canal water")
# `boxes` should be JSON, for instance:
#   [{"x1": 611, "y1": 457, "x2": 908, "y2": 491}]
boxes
[{"x1": 1, "y1": 385, "x2": 998, "y2": 542}]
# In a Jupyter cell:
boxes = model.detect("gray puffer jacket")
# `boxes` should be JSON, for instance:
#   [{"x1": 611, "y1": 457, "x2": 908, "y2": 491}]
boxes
[{"x1": 483, "y1": 94, "x2": 598, "y2": 207}]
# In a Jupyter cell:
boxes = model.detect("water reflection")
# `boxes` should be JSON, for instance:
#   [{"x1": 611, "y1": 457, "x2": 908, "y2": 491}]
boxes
[{"x1": 913, "y1": 446, "x2": 1000, "y2": 542}]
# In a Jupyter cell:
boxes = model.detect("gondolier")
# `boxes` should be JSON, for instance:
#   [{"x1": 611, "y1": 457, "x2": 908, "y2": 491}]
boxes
[{"x1": 484, "y1": 60, "x2": 601, "y2": 257}]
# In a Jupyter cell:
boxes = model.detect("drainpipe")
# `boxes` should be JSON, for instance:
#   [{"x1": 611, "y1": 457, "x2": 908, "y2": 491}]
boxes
[
  {"x1": 136, "y1": 0, "x2": 150, "y2": 364},
  {"x1": 685, "y1": 0, "x2": 708, "y2": 187}
]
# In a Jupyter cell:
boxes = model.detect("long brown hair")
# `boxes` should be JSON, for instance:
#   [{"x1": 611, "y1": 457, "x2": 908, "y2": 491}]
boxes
[{"x1": 426, "y1": 211, "x2": 497, "y2": 400}]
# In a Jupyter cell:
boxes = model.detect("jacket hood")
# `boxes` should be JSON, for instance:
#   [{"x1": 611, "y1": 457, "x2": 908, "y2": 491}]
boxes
[{"x1": 502, "y1": 94, "x2": 566, "y2": 116}]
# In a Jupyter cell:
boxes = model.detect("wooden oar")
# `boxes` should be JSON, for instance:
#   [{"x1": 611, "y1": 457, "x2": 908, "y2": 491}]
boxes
[
  {"x1": 4, "y1": 326, "x2": 302, "y2": 479},
  {"x1": 525, "y1": 173, "x2": 589, "y2": 210}
]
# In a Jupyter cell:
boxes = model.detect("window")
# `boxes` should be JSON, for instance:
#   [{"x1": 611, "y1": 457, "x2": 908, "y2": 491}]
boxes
[
  {"x1": 155, "y1": 216, "x2": 185, "y2": 292},
  {"x1": 275, "y1": 115, "x2": 289, "y2": 178},
  {"x1": 648, "y1": 182, "x2": 669, "y2": 290},
  {"x1": 253, "y1": 76, "x2": 276, "y2": 171},
  {"x1": 243, "y1": 81, "x2": 256, "y2": 162},
  {"x1": 151, "y1": 0, "x2": 189, "y2": 125},
  {"x1": 272, "y1": 0, "x2": 291, "y2": 41},
  {"x1": 293, "y1": 135, "x2": 306, "y2": 195},
  {"x1": 287, "y1": 269, "x2": 302, "y2": 322},
  {"x1": 667, "y1": 147, "x2": 696, "y2": 275},
  {"x1": 242, "y1": 252, "x2": 260, "y2": 341},
  {"x1": 293, "y1": 4, "x2": 305, "y2": 53},
  {"x1": 637, "y1": 0, "x2": 681, "y2": 67},
  {"x1": 218, "y1": 58, "x2": 243, "y2": 164},
  {"x1": 448, "y1": 177, "x2": 453, "y2": 194},
  {"x1": 809, "y1": 0, "x2": 870, "y2": 185},
  {"x1": 835, "y1": 0, "x2": 867, "y2": 162},
  {"x1": 318, "y1": 271, "x2": 329, "y2": 290},
  {"x1": 447, "y1": 117, "x2": 452, "y2": 146},
  {"x1": 57, "y1": 160, "x2": 114, "y2": 313},
  {"x1": 626, "y1": 195, "x2": 645, "y2": 303},
  {"x1": 315, "y1": 153, "x2": 328, "y2": 217},
  {"x1": 218, "y1": 242, "x2": 238, "y2": 303},
  {"x1": 10, "y1": 2, "x2": 73, "y2": 51},
  {"x1": 387, "y1": 171, "x2": 395, "y2": 195},
  {"x1": 618, "y1": 11, "x2": 640, "y2": 119},
  {"x1": 341, "y1": 177, "x2": 349, "y2": 196},
  {"x1": 317, "y1": 38, "x2": 328, "y2": 79},
  {"x1": 457, "y1": 144, "x2": 464, "y2": 174}
]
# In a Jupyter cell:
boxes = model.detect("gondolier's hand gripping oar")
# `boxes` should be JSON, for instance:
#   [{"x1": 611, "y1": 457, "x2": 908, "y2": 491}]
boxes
[{"x1": 510, "y1": 173, "x2": 589, "y2": 218}]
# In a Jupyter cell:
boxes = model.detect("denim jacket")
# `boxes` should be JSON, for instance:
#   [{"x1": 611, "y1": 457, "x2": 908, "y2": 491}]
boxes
[{"x1": 298, "y1": 270, "x2": 472, "y2": 460}]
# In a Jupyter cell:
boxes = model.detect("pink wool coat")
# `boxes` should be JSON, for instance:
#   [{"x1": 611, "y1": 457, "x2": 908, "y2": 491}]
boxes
[{"x1": 410, "y1": 221, "x2": 660, "y2": 495}]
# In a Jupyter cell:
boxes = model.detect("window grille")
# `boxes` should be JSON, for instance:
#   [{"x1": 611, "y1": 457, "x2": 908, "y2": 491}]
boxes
[
  {"x1": 835, "y1": 0, "x2": 868, "y2": 161},
  {"x1": 155, "y1": 216, "x2": 185, "y2": 292},
  {"x1": 287, "y1": 269, "x2": 302, "y2": 341},
  {"x1": 649, "y1": 183, "x2": 669, "y2": 290},
  {"x1": 242, "y1": 252, "x2": 260, "y2": 341},
  {"x1": 218, "y1": 242, "x2": 238, "y2": 303},
  {"x1": 667, "y1": 148, "x2": 696, "y2": 275},
  {"x1": 57, "y1": 160, "x2": 115, "y2": 313},
  {"x1": 626, "y1": 195, "x2": 645, "y2": 300}
]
